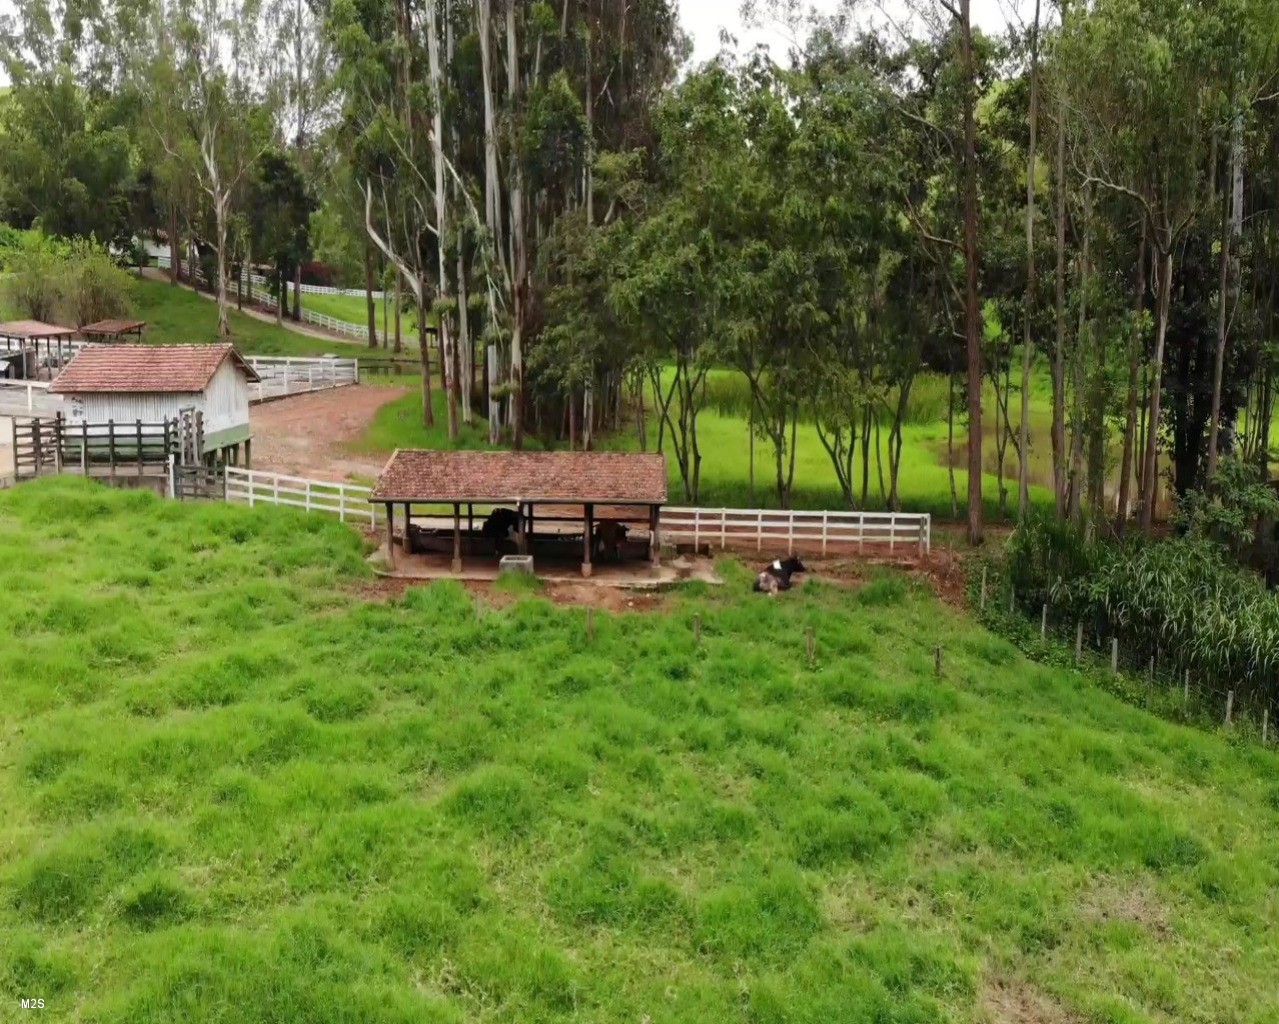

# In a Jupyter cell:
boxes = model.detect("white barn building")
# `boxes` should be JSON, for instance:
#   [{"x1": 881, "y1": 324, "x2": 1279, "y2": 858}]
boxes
[{"x1": 50, "y1": 344, "x2": 260, "y2": 463}]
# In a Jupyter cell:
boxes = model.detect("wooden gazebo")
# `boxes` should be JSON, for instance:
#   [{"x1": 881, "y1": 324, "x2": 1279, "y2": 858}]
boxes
[
  {"x1": 81, "y1": 319, "x2": 147, "y2": 343},
  {"x1": 369, "y1": 450, "x2": 669, "y2": 577}
]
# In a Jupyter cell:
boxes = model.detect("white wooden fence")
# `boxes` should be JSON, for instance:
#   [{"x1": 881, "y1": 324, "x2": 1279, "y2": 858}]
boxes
[
  {"x1": 246, "y1": 356, "x2": 360, "y2": 401},
  {"x1": 661, "y1": 507, "x2": 932, "y2": 556},
  {"x1": 0, "y1": 379, "x2": 60, "y2": 415},
  {"x1": 218, "y1": 467, "x2": 931, "y2": 558},
  {"x1": 224, "y1": 467, "x2": 379, "y2": 525},
  {"x1": 155, "y1": 255, "x2": 372, "y2": 340}
]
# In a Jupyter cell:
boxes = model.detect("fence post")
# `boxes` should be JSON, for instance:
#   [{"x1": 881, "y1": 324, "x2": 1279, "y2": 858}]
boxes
[
  {"x1": 858, "y1": 514, "x2": 865, "y2": 555},
  {"x1": 823, "y1": 513, "x2": 829, "y2": 556},
  {"x1": 1041, "y1": 604, "x2": 1048, "y2": 639},
  {"x1": 81, "y1": 421, "x2": 88, "y2": 473},
  {"x1": 1183, "y1": 669, "x2": 1190, "y2": 714},
  {"x1": 1263, "y1": 709, "x2": 1269, "y2": 745},
  {"x1": 168, "y1": 453, "x2": 176, "y2": 500},
  {"x1": 694, "y1": 510, "x2": 700, "y2": 553},
  {"x1": 1111, "y1": 638, "x2": 1119, "y2": 675},
  {"x1": 1225, "y1": 690, "x2": 1234, "y2": 727},
  {"x1": 136, "y1": 419, "x2": 143, "y2": 476},
  {"x1": 721, "y1": 509, "x2": 727, "y2": 550},
  {"x1": 918, "y1": 519, "x2": 926, "y2": 559},
  {"x1": 305, "y1": 479, "x2": 313, "y2": 512},
  {"x1": 889, "y1": 513, "x2": 896, "y2": 554},
  {"x1": 757, "y1": 511, "x2": 763, "y2": 552},
  {"x1": 1075, "y1": 622, "x2": 1084, "y2": 663},
  {"x1": 108, "y1": 419, "x2": 115, "y2": 474}
]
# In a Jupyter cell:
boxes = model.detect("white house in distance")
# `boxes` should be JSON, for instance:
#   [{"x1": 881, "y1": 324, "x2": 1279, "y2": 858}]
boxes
[{"x1": 50, "y1": 343, "x2": 260, "y2": 464}]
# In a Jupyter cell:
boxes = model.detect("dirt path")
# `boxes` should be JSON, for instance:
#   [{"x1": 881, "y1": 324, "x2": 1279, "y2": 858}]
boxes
[{"x1": 249, "y1": 385, "x2": 408, "y2": 481}]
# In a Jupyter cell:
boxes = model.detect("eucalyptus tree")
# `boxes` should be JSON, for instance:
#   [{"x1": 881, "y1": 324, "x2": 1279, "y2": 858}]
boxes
[{"x1": 1060, "y1": 0, "x2": 1232, "y2": 533}]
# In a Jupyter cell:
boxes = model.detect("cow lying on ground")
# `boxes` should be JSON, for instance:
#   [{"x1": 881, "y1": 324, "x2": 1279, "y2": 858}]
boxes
[{"x1": 753, "y1": 556, "x2": 807, "y2": 596}]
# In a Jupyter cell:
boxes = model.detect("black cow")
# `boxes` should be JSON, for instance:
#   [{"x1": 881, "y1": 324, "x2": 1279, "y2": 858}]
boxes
[
  {"x1": 753, "y1": 556, "x2": 807, "y2": 596},
  {"x1": 481, "y1": 508, "x2": 522, "y2": 551}
]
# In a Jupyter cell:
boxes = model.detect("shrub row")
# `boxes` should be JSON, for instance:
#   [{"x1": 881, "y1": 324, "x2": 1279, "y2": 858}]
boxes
[{"x1": 1005, "y1": 517, "x2": 1279, "y2": 705}]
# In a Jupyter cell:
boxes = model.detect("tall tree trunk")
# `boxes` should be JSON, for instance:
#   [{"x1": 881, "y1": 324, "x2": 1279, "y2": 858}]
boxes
[
  {"x1": 364, "y1": 241, "x2": 379, "y2": 349},
  {"x1": 393, "y1": 274, "x2": 402, "y2": 354},
  {"x1": 168, "y1": 210, "x2": 180, "y2": 286},
  {"x1": 458, "y1": 251, "x2": 473, "y2": 424},
  {"x1": 507, "y1": 0, "x2": 526, "y2": 449},
  {"x1": 1116, "y1": 221, "x2": 1147, "y2": 535},
  {"x1": 419, "y1": 274, "x2": 435, "y2": 428},
  {"x1": 960, "y1": 0, "x2": 983, "y2": 544},
  {"x1": 1207, "y1": 112, "x2": 1242, "y2": 484},
  {"x1": 1019, "y1": 0, "x2": 1041, "y2": 519},
  {"x1": 1052, "y1": 57, "x2": 1068, "y2": 516},
  {"x1": 1140, "y1": 244, "x2": 1175, "y2": 533},
  {"x1": 426, "y1": 0, "x2": 458, "y2": 441}
]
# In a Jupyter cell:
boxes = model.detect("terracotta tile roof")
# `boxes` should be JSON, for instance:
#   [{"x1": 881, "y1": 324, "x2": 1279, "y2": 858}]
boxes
[
  {"x1": 50, "y1": 344, "x2": 260, "y2": 394},
  {"x1": 370, "y1": 450, "x2": 669, "y2": 505},
  {"x1": 0, "y1": 319, "x2": 78, "y2": 339},
  {"x1": 81, "y1": 319, "x2": 147, "y2": 337}
]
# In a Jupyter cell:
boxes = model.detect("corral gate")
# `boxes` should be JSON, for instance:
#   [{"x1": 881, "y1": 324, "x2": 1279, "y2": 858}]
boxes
[{"x1": 11, "y1": 418, "x2": 61, "y2": 480}]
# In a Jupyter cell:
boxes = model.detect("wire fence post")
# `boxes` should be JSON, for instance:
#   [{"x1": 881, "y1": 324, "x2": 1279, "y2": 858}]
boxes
[
  {"x1": 1111, "y1": 638, "x2": 1119, "y2": 675},
  {"x1": 1263, "y1": 708, "x2": 1269, "y2": 746},
  {"x1": 1225, "y1": 690, "x2": 1234, "y2": 727},
  {"x1": 1183, "y1": 669, "x2": 1190, "y2": 715},
  {"x1": 1041, "y1": 604, "x2": 1048, "y2": 639}
]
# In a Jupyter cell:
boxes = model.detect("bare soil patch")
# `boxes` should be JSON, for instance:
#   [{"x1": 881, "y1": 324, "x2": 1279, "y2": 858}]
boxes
[
  {"x1": 249, "y1": 385, "x2": 407, "y2": 481},
  {"x1": 982, "y1": 977, "x2": 1081, "y2": 1024}
]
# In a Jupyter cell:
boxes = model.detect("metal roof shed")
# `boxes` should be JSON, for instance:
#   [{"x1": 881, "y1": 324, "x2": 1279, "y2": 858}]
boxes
[{"x1": 369, "y1": 449, "x2": 669, "y2": 576}]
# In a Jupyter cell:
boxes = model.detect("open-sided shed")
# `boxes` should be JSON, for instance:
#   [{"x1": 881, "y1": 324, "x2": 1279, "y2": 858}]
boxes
[
  {"x1": 369, "y1": 450, "x2": 669, "y2": 577},
  {"x1": 81, "y1": 319, "x2": 147, "y2": 343},
  {"x1": 0, "y1": 320, "x2": 80, "y2": 376}
]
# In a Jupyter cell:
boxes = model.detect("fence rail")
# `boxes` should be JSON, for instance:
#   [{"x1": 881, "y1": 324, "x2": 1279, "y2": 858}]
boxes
[
  {"x1": 224, "y1": 467, "x2": 379, "y2": 525},
  {"x1": 246, "y1": 356, "x2": 360, "y2": 401},
  {"x1": 661, "y1": 506, "x2": 931, "y2": 556},
  {"x1": 218, "y1": 470, "x2": 930, "y2": 556},
  {"x1": 0, "y1": 379, "x2": 60, "y2": 414}
]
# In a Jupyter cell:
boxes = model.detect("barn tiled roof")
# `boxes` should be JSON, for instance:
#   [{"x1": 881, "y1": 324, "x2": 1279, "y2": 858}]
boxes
[
  {"x1": 369, "y1": 450, "x2": 669, "y2": 505},
  {"x1": 80, "y1": 319, "x2": 147, "y2": 337},
  {"x1": 50, "y1": 344, "x2": 259, "y2": 393}
]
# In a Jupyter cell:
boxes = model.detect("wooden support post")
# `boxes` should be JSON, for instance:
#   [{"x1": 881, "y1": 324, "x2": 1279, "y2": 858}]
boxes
[
  {"x1": 582, "y1": 502, "x2": 594, "y2": 579},
  {"x1": 385, "y1": 503, "x2": 396, "y2": 569},
  {"x1": 934, "y1": 644, "x2": 943, "y2": 678},
  {"x1": 136, "y1": 419, "x2": 143, "y2": 476},
  {"x1": 244, "y1": 438, "x2": 252, "y2": 470},
  {"x1": 1226, "y1": 690, "x2": 1234, "y2": 727},
  {"x1": 649, "y1": 504, "x2": 662, "y2": 568},
  {"x1": 1075, "y1": 622, "x2": 1084, "y2": 663},
  {"x1": 517, "y1": 503, "x2": 529, "y2": 556},
  {"x1": 1111, "y1": 638, "x2": 1119, "y2": 675},
  {"x1": 805, "y1": 627, "x2": 816, "y2": 667},
  {"x1": 467, "y1": 503, "x2": 474, "y2": 543},
  {"x1": 452, "y1": 503, "x2": 462, "y2": 574},
  {"x1": 108, "y1": 418, "x2": 115, "y2": 474}
]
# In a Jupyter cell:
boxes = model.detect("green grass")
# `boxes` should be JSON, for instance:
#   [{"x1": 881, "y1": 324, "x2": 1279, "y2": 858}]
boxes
[
  {"x1": 2, "y1": 477, "x2": 1277, "y2": 1023},
  {"x1": 363, "y1": 369, "x2": 1059, "y2": 517}
]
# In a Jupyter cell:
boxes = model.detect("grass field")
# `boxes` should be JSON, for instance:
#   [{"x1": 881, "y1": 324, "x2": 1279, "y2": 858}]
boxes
[
  {"x1": 1, "y1": 477, "x2": 1276, "y2": 1023},
  {"x1": 364, "y1": 371, "x2": 1061, "y2": 517}
]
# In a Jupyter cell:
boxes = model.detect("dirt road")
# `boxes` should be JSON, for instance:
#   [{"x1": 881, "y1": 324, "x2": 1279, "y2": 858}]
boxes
[{"x1": 248, "y1": 385, "x2": 408, "y2": 481}]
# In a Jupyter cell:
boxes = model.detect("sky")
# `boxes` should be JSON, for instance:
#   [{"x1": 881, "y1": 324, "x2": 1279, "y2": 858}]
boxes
[{"x1": 678, "y1": 0, "x2": 1023, "y2": 65}]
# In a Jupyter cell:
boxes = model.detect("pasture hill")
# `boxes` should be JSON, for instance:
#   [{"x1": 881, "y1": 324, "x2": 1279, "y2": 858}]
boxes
[{"x1": 0, "y1": 478, "x2": 1276, "y2": 1024}]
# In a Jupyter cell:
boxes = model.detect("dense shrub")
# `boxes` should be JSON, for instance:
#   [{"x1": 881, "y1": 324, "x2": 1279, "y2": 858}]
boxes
[{"x1": 1006, "y1": 518, "x2": 1279, "y2": 703}]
